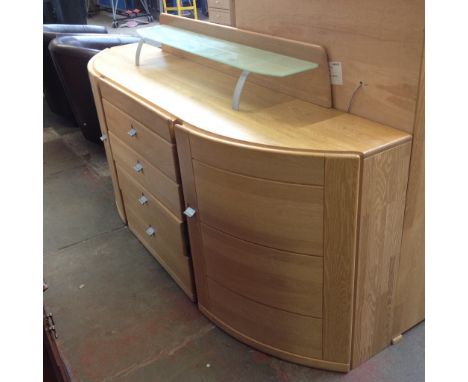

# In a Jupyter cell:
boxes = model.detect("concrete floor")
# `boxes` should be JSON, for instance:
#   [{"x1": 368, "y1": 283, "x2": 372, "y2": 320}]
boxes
[{"x1": 43, "y1": 14, "x2": 425, "y2": 380}]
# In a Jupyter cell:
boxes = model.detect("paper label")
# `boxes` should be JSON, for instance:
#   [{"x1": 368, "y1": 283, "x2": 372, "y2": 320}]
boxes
[{"x1": 329, "y1": 61, "x2": 343, "y2": 85}]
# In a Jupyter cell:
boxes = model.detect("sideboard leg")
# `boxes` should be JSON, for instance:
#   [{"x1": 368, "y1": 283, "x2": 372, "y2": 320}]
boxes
[{"x1": 391, "y1": 334, "x2": 403, "y2": 345}]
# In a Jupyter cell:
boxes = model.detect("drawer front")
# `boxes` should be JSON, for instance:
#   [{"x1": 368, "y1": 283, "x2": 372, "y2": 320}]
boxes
[
  {"x1": 206, "y1": 278, "x2": 322, "y2": 358},
  {"x1": 126, "y1": 208, "x2": 194, "y2": 300},
  {"x1": 202, "y1": 224, "x2": 323, "y2": 317},
  {"x1": 118, "y1": 168, "x2": 188, "y2": 257},
  {"x1": 193, "y1": 160, "x2": 324, "y2": 255},
  {"x1": 110, "y1": 133, "x2": 183, "y2": 218},
  {"x1": 188, "y1": 131, "x2": 324, "y2": 185},
  {"x1": 207, "y1": 0, "x2": 230, "y2": 10},
  {"x1": 100, "y1": 79, "x2": 174, "y2": 143},
  {"x1": 208, "y1": 8, "x2": 232, "y2": 26},
  {"x1": 103, "y1": 99, "x2": 179, "y2": 182}
]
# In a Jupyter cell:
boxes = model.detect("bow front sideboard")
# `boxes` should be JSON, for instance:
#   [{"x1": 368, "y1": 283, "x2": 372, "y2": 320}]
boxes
[{"x1": 88, "y1": 14, "x2": 421, "y2": 372}]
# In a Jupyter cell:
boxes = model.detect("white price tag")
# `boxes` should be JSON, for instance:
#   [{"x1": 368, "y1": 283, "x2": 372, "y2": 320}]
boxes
[{"x1": 329, "y1": 61, "x2": 343, "y2": 85}]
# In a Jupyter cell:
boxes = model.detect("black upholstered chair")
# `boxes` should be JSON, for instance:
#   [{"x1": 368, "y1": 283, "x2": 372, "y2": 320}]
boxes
[
  {"x1": 43, "y1": 24, "x2": 108, "y2": 119},
  {"x1": 49, "y1": 35, "x2": 140, "y2": 143}
]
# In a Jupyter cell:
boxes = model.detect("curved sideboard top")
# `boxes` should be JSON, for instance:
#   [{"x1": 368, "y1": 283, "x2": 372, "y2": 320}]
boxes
[{"x1": 91, "y1": 44, "x2": 411, "y2": 157}]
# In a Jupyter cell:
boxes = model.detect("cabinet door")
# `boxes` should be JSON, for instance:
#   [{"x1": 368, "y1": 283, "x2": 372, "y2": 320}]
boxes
[{"x1": 175, "y1": 124, "x2": 343, "y2": 368}]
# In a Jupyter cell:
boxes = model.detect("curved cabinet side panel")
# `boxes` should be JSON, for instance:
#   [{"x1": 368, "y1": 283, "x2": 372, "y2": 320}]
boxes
[
  {"x1": 322, "y1": 155, "x2": 361, "y2": 364},
  {"x1": 88, "y1": 63, "x2": 127, "y2": 224}
]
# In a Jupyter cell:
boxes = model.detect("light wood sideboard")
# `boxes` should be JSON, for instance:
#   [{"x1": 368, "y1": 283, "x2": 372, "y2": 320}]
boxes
[{"x1": 88, "y1": 15, "x2": 421, "y2": 372}]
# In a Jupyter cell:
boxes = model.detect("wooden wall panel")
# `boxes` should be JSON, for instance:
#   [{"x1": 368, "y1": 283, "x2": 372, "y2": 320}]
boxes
[
  {"x1": 392, "y1": 56, "x2": 425, "y2": 336},
  {"x1": 234, "y1": 0, "x2": 424, "y2": 133},
  {"x1": 351, "y1": 142, "x2": 412, "y2": 367}
]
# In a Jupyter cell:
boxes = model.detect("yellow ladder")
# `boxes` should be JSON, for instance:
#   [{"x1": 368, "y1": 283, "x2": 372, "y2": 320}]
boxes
[{"x1": 162, "y1": 0, "x2": 198, "y2": 19}]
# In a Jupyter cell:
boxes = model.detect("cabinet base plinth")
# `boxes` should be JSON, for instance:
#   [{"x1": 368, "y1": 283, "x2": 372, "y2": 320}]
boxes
[{"x1": 391, "y1": 334, "x2": 403, "y2": 345}]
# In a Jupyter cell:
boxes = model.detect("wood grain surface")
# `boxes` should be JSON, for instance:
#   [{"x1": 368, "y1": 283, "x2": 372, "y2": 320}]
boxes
[
  {"x1": 100, "y1": 78, "x2": 176, "y2": 142},
  {"x1": 103, "y1": 99, "x2": 179, "y2": 182},
  {"x1": 234, "y1": 0, "x2": 424, "y2": 133},
  {"x1": 206, "y1": 278, "x2": 323, "y2": 358},
  {"x1": 192, "y1": 160, "x2": 324, "y2": 255},
  {"x1": 351, "y1": 142, "x2": 411, "y2": 367},
  {"x1": 174, "y1": 125, "x2": 208, "y2": 306},
  {"x1": 117, "y1": 167, "x2": 188, "y2": 257},
  {"x1": 91, "y1": 44, "x2": 411, "y2": 155},
  {"x1": 88, "y1": 58, "x2": 127, "y2": 223},
  {"x1": 200, "y1": 305, "x2": 349, "y2": 371},
  {"x1": 202, "y1": 223, "x2": 323, "y2": 317},
  {"x1": 392, "y1": 53, "x2": 425, "y2": 336},
  {"x1": 126, "y1": 208, "x2": 195, "y2": 301},
  {"x1": 188, "y1": 128, "x2": 325, "y2": 185},
  {"x1": 323, "y1": 155, "x2": 361, "y2": 363},
  {"x1": 110, "y1": 133, "x2": 183, "y2": 218}
]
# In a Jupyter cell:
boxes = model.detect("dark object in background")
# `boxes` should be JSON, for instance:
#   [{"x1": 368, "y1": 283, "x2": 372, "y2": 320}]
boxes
[
  {"x1": 43, "y1": 0, "x2": 56, "y2": 23},
  {"x1": 49, "y1": 35, "x2": 140, "y2": 143},
  {"x1": 200, "y1": 0, "x2": 208, "y2": 16},
  {"x1": 45, "y1": 0, "x2": 88, "y2": 24},
  {"x1": 43, "y1": 24, "x2": 108, "y2": 121},
  {"x1": 44, "y1": 309, "x2": 70, "y2": 382},
  {"x1": 44, "y1": 281, "x2": 71, "y2": 382}
]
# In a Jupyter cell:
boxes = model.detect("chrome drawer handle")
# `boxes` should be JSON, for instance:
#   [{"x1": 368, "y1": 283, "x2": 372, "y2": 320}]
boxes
[
  {"x1": 183, "y1": 207, "x2": 197, "y2": 218},
  {"x1": 145, "y1": 226, "x2": 156, "y2": 237},
  {"x1": 138, "y1": 195, "x2": 148, "y2": 205},
  {"x1": 128, "y1": 127, "x2": 137, "y2": 137},
  {"x1": 133, "y1": 162, "x2": 143, "y2": 173},
  {"x1": 100, "y1": 134, "x2": 108, "y2": 142}
]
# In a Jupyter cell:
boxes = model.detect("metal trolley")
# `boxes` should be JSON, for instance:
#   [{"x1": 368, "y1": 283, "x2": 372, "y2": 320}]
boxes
[{"x1": 97, "y1": 0, "x2": 154, "y2": 28}]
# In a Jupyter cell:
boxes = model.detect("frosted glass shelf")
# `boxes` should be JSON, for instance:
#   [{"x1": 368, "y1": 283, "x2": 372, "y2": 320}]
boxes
[{"x1": 135, "y1": 25, "x2": 319, "y2": 110}]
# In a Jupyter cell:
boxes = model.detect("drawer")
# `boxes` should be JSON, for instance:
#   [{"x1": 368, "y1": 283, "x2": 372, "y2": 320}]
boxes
[
  {"x1": 205, "y1": 278, "x2": 322, "y2": 358},
  {"x1": 207, "y1": 0, "x2": 230, "y2": 10},
  {"x1": 100, "y1": 79, "x2": 175, "y2": 143},
  {"x1": 103, "y1": 99, "x2": 179, "y2": 182},
  {"x1": 202, "y1": 224, "x2": 323, "y2": 317},
  {"x1": 110, "y1": 133, "x2": 183, "y2": 218},
  {"x1": 193, "y1": 160, "x2": 323, "y2": 255},
  {"x1": 126, "y1": 207, "x2": 194, "y2": 300},
  {"x1": 208, "y1": 8, "x2": 232, "y2": 26},
  {"x1": 118, "y1": 167, "x2": 188, "y2": 257},
  {"x1": 188, "y1": 128, "x2": 324, "y2": 185}
]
